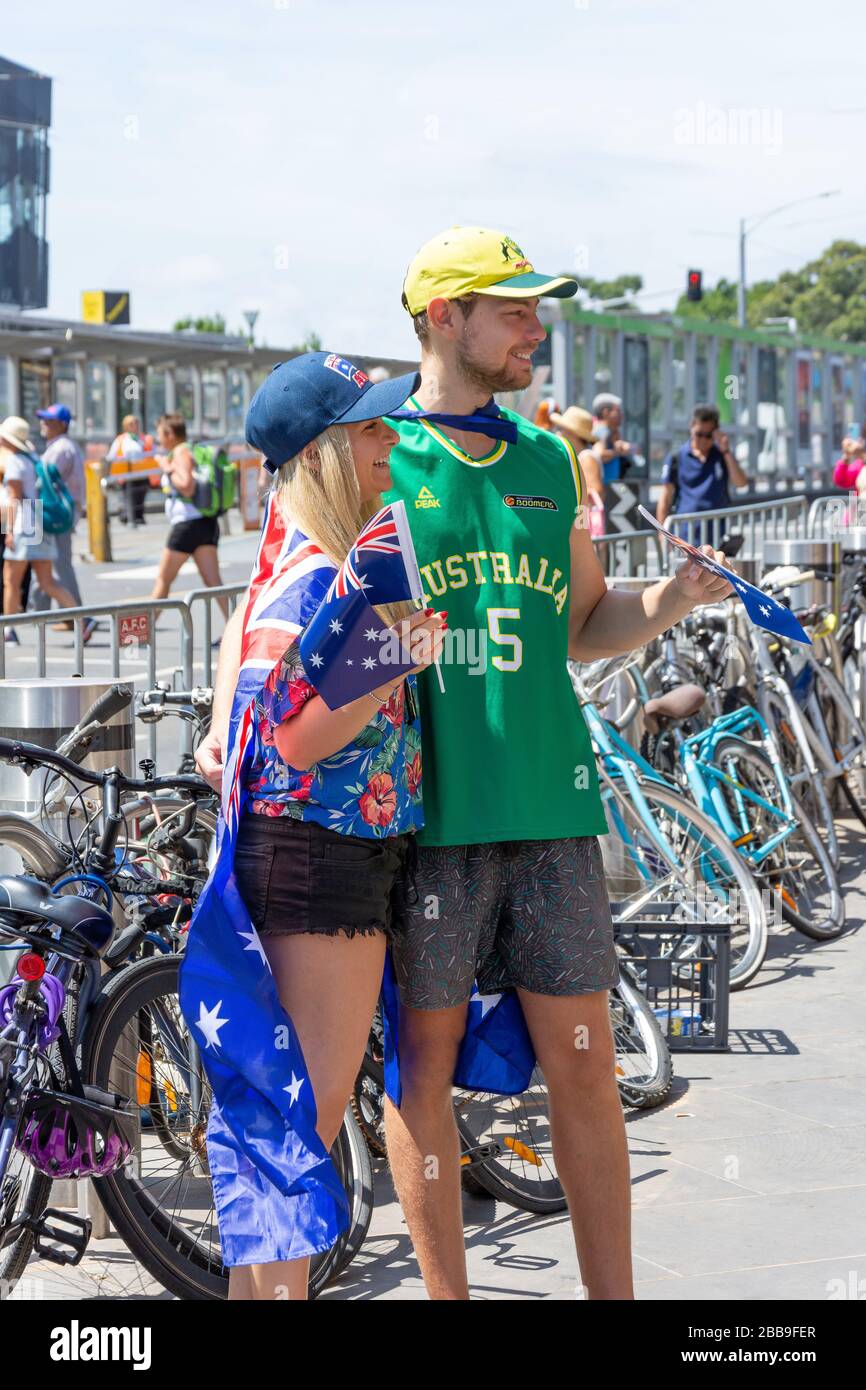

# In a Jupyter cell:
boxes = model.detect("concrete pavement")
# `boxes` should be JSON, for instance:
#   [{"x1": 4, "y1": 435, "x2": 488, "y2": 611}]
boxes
[
  {"x1": 11, "y1": 821, "x2": 865, "y2": 1302},
  {"x1": 5, "y1": 513, "x2": 866, "y2": 1301}
]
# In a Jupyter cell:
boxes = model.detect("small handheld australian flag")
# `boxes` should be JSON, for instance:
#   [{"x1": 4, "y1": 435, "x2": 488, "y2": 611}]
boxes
[
  {"x1": 638, "y1": 506, "x2": 811, "y2": 645},
  {"x1": 298, "y1": 503, "x2": 423, "y2": 708}
]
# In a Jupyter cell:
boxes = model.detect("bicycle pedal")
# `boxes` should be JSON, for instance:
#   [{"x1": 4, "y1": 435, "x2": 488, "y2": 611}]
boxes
[
  {"x1": 459, "y1": 1142, "x2": 501, "y2": 1168},
  {"x1": 29, "y1": 1206, "x2": 92, "y2": 1266}
]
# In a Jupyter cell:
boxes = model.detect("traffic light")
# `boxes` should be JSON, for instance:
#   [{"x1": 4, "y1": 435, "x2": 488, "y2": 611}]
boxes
[{"x1": 686, "y1": 269, "x2": 703, "y2": 303}]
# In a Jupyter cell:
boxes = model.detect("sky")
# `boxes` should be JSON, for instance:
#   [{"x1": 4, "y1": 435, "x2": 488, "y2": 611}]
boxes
[{"x1": 4, "y1": 0, "x2": 863, "y2": 360}]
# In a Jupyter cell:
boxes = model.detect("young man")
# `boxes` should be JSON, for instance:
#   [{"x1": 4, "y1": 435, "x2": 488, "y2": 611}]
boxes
[
  {"x1": 197, "y1": 225, "x2": 733, "y2": 1300},
  {"x1": 656, "y1": 403, "x2": 748, "y2": 541}
]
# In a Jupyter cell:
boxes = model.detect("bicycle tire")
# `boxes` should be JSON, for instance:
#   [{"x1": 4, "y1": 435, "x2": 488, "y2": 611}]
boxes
[
  {"x1": 600, "y1": 776, "x2": 768, "y2": 989},
  {"x1": 610, "y1": 966, "x2": 673, "y2": 1110},
  {"x1": 756, "y1": 687, "x2": 839, "y2": 867},
  {"x1": 82, "y1": 954, "x2": 362, "y2": 1299},
  {"x1": 0, "y1": 822, "x2": 71, "y2": 1295},
  {"x1": 455, "y1": 1079, "x2": 567, "y2": 1214},
  {"x1": 712, "y1": 739, "x2": 845, "y2": 941},
  {"x1": 811, "y1": 661, "x2": 866, "y2": 827}
]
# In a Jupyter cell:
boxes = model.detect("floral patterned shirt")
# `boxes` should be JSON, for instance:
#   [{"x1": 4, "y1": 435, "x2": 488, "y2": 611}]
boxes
[{"x1": 246, "y1": 641, "x2": 423, "y2": 838}]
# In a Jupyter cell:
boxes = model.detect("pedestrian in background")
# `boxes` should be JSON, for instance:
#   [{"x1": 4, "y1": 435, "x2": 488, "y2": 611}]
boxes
[
  {"x1": 29, "y1": 403, "x2": 86, "y2": 627},
  {"x1": 550, "y1": 405, "x2": 607, "y2": 538},
  {"x1": 591, "y1": 392, "x2": 637, "y2": 481},
  {"x1": 151, "y1": 411, "x2": 229, "y2": 621},
  {"x1": 833, "y1": 432, "x2": 866, "y2": 494},
  {"x1": 106, "y1": 413, "x2": 151, "y2": 525},
  {"x1": 656, "y1": 403, "x2": 747, "y2": 543},
  {"x1": 0, "y1": 415, "x2": 89, "y2": 643}
]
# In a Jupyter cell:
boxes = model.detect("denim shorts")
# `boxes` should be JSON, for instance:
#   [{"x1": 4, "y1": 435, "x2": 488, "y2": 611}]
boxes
[
  {"x1": 3, "y1": 531, "x2": 57, "y2": 562},
  {"x1": 233, "y1": 811, "x2": 411, "y2": 938}
]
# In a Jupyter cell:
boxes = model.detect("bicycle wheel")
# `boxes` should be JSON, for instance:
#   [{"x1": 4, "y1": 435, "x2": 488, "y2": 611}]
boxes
[
  {"x1": 610, "y1": 964, "x2": 673, "y2": 1110},
  {"x1": 756, "y1": 687, "x2": 839, "y2": 866},
  {"x1": 454, "y1": 1072, "x2": 566, "y2": 1214},
  {"x1": 811, "y1": 662, "x2": 866, "y2": 826},
  {"x1": 599, "y1": 776, "x2": 768, "y2": 989},
  {"x1": 83, "y1": 954, "x2": 364, "y2": 1299},
  {"x1": 712, "y1": 739, "x2": 845, "y2": 941}
]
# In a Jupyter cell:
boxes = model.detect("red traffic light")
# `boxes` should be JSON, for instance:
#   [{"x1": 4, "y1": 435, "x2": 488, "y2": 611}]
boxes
[{"x1": 687, "y1": 269, "x2": 703, "y2": 302}]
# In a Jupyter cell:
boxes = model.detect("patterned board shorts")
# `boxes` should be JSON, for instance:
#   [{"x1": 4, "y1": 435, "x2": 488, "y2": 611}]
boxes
[{"x1": 388, "y1": 835, "x2": 619, "y2": 1010}]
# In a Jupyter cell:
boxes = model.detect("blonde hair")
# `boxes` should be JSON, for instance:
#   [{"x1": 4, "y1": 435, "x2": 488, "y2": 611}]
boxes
[
  {"x1": 122, "y1": 414, "x2": 140, "y2": 433},
  {"x1": 275, "y1": 424, "x2": 411, "y2": 627}
]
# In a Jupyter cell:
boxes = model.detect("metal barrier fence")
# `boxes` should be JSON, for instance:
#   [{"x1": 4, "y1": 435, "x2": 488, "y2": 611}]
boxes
[
  {"x1": 592, "y1": 493, "x2": 839, "y2": 576},
  {"x1": 0, "y1": 585, "x2": 246, "y2": 768}
]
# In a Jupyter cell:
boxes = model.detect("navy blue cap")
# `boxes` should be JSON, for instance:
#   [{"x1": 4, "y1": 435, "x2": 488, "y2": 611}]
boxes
[
  {"x1": 37, "y1": 403, "x2": 72, "y2": 424},
  {"x1": 246, "y1": 351, "x2": 420, "y2": 474}
]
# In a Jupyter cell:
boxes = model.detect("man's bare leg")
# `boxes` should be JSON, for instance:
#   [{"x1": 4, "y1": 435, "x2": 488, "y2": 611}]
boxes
[
  {"x1": 382, "y1": 1002, "x2": 469, "y2": 1299},
  {"x1": 517, "y1": 987, "x2": 634, "y2": 1300}
]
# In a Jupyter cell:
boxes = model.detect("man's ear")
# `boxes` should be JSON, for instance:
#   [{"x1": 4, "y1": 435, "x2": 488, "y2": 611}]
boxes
[{"x1": 426, "y1": 296, "x2": 458, "y2": 337}]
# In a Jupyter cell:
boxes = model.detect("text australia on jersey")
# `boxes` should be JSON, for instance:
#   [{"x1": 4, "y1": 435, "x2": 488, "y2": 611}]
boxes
[{"x1": 419, "y1": 550, "x2": 569, "y2": 615}]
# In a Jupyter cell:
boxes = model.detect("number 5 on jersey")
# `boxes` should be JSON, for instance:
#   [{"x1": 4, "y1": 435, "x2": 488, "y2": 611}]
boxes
[{"x1": 487, "y1": 608, "x2": 523, "y2": 672}]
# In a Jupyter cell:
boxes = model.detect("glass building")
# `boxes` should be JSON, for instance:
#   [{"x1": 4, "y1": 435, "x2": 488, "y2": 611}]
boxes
[
  {"x1": 0, "y1": 55, "x2": 51, "y2": 310},
  {"x1": 546, "y1": 303, "x2": 866, "y2": 490}
]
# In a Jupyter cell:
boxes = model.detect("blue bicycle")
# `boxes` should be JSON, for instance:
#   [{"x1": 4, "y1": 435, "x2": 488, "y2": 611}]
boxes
[
  {"x1": 570, "y1": 660, "x2": 768, "y2": 988},
  {"x1": 637, "y1": 674, "x2": 846, "y2": 944}
]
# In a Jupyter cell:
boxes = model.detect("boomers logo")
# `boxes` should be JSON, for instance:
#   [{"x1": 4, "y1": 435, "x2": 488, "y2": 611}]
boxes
[{"x1": 503, "y1": 493, "x2": 558, "y2": 512}]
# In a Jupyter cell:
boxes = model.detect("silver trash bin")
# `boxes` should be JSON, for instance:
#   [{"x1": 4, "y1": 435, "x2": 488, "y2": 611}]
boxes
[
  {"x1": 761, "y1": 538, "x2": 840, "y2": 614},
  {"x1": 0, "y1": 677, "x2": 134, "y2": 818}
]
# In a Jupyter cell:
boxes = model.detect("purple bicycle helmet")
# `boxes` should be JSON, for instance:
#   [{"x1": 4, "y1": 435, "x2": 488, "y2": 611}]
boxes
[{"x1": 14, "y1": 1084, "x2": 139, "y2": 1180}]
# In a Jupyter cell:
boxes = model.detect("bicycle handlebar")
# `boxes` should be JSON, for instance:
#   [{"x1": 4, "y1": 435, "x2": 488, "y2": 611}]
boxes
[{"x1": 0, "y1": 737, "x2": 212, "y2": 798}]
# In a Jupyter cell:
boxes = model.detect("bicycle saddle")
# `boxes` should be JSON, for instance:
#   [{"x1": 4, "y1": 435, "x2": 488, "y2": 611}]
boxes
[
  {"x1": 0, "y1": 876, "x2": 114, "y2": 955},
  {"x1": 643, "y1": 684, "x2": 706, "y2": 731}
]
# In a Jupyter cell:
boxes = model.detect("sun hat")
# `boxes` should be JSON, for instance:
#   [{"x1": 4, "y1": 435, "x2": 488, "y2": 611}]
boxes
[
  {"x1": 549, "y1": 405, "x2": 596, "y2": 444},
  {"x1": 0, "y1": 416, "x2": 35, "y2": 453}
]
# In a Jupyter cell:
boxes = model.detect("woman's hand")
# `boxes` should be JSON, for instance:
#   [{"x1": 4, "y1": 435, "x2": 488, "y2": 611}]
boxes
[
  {"x1": 195, "y1": 727, "x2": 226, "y2": 791},
  {"x1": 390, "y1": 608, "x2": 448, "y2": 678},
  {"x1": 673, "y1": 544, "x2": 734, "y2": 604}
]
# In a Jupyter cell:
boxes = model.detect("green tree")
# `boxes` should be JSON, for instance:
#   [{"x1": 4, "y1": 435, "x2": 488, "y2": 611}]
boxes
[
  {"x1": 673, "y1": 241, "x2": 866, "y2": 340},
  {"x1": 579, "y1": 273, "x2": 643, "y2": 307},
  {"x1": 301, "y1": 330, "x2": 322, "y2": 352},
  {"x1": 173, "y1": 314, "x2": 228, "y2": 335}
]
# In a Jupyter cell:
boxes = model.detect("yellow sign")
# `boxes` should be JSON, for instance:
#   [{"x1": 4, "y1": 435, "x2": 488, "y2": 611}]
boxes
[{"x1": 81, "y1": 291, "x2": 131, "y2": 325}]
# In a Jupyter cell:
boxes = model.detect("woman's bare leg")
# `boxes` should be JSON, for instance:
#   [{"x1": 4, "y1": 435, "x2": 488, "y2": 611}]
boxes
[
  {"x1": 31, "y1": 561, "x2": 75, "y2": 609},
  {"x1": 192, "y1": 544, "x2": 229, "y2": 620},
  {"x1": 3, "y1": 560, "x2": 25, "y2": 617},
  {"x1": 228, "y1": 928, "x2": 387, "y2": 1301}
]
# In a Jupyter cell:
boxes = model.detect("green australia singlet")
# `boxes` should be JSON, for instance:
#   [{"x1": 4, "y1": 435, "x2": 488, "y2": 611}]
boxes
[{"x1": 386, "y1": 401, "x2": 609, "y2": 847}]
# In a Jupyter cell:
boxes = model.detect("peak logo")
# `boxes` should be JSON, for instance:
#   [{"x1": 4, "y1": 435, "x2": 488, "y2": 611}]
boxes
[{"x1": 415, "y1": 485, "x2": 441, "y2": 509}]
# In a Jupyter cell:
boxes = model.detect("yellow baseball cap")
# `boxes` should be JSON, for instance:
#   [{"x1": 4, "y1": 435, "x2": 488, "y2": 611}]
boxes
[{"x1": 401, "y1": 226, "x2": 578, "y2": 316}]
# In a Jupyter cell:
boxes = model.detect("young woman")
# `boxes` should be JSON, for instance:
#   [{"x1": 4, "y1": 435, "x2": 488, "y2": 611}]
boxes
[
  {"x1": 151, "y1": 411, "x2": 229, "y2": 620},
  {"x1": 0, "y1": 415, "x2": 84, "y2": 644},
  {"x1": 221, "y1": 354, "x2": 445, "y2": 1301}
]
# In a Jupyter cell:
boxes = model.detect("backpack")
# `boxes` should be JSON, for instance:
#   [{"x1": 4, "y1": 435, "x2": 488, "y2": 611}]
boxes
[
  {"x1": 189, "y1": 442, "x2": 238, "y2": 518},
  {"x1": 28, "y1": 452, "x2": 75, "y2": 535}
]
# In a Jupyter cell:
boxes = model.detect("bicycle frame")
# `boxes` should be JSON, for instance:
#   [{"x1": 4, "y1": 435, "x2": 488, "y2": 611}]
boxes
[{"x1": 676, "y1": 706, "x2": 798, "y2": 868}]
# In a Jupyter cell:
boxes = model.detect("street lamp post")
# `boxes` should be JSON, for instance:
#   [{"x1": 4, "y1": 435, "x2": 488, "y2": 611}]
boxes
[{"x1": 737, "y1": 190, "x2": 841, "y2": 327}]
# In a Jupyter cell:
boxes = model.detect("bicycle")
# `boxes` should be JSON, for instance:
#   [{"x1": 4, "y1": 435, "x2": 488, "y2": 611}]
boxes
[
  {"x1": 570, "y1": 658, "x2": 769, "y2": 989},
  {"x1": 0, "y1": 738, "x2": 370, "y2": 1299}
]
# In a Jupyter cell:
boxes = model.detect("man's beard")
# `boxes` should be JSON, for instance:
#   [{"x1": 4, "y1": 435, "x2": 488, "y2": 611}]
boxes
[{"x1": 455, "y1": 339, "x2": 527, "y2": 398}]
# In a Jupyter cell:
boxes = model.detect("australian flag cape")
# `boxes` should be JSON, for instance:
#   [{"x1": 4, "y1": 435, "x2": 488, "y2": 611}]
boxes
[{"x1": 178, "y1": 492, "x2": 535, "y2": 1266}]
